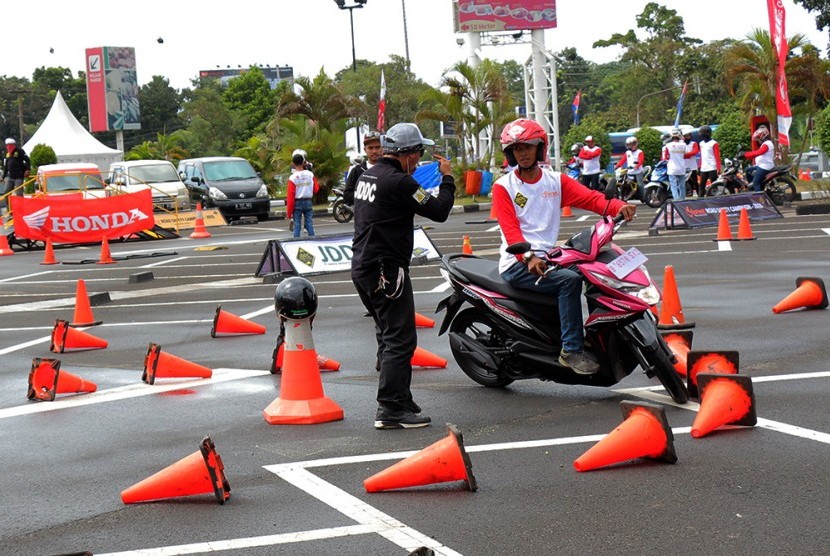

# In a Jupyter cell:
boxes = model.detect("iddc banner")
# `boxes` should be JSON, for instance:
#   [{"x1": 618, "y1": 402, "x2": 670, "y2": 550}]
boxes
[{"x1": 10, "y1": 190, "x2": 155, "y2": 243}]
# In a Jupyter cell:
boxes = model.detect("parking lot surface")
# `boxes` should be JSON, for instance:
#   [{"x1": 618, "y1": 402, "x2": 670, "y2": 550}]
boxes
[{"x1": 2, "y1": 204, "x2": 828, "y2": 555}]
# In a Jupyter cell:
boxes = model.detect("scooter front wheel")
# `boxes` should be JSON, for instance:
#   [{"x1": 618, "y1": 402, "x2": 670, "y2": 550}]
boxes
[
  {"x1": 645, "y1": 343, "x2": 689, "y2": 404},
  {"x1": 643, "y1": 186, "x2": 667, "y2": 208},
  {"x1": 332, "y1": 199, "x2": 354, "y2": 223},
  {"x1": 449, "y1": 308, "x2": 514, "y2": 388}
]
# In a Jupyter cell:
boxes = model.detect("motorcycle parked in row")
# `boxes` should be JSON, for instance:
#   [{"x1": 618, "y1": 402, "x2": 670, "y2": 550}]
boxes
[
  {"x1": 704, "y1": 151, "x2": 797, "y2": 206},
  {"x1": 641, "y1": 160, "x2": 693, "y2": 208},
  {"x1": 329, "y1": 187, "x2": 354, "y2": 223},
  {"x1": 435, "y1": 183, "x2": 690, "y2": 404}
]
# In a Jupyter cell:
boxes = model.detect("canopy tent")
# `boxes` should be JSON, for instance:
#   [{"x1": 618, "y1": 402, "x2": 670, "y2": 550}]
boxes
[{"x1": 23, "y1": 91, "x2": 123, "y2": 173}]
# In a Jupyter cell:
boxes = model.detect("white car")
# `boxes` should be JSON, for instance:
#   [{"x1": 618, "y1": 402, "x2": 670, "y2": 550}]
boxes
[{"x1": 107, "y1": 160, "x2": 190, "y2": 211}]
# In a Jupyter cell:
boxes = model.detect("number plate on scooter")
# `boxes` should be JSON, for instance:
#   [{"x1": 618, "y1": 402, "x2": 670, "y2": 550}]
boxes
[{"x1": 607, "y1": 247, "x2": 648, "y2": 279}]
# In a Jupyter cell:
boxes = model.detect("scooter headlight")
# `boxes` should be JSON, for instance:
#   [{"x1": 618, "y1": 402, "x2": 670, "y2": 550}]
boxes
[{"x1": 588, "y1": 270, "x2": 661, "y2": 306}]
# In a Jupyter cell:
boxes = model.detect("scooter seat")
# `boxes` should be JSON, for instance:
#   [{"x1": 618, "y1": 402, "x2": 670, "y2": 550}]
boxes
[{"x1": 449, "y1": 256, "x2": 557, "y2": 307}]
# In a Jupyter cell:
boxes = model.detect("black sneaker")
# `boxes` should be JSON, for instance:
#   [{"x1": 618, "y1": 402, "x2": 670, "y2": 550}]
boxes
[
  {"x1": 559, "y1": 350, "x2": 599, "y2": 375},
  {"x1": 404, "y1": 399, "x2": 422, "y2": 414},
  {"x1": 374, "y1": 410, "x2": 431, "y2": 430}
]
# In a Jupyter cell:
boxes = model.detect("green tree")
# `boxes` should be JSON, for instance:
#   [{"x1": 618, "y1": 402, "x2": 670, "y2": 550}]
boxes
[
  {"x1": 634, "y1": 127, "x2": 664, "y2": 167},
  {"x1": 139, "y1": 76, "x2": 182, "y2": 136},
  {"x1": 561, "y1": 119, "x2": 611, "y2": 170},
  {"x1": 178, "y1": 78, "x2": 239, "y2": 156},
  {"x1": 278, "y1": 69, "x2": 354, "y2": 132},
  {"x1": 29, "y1": 143, "x2": 57, "y2": 169},
  {"x1": 222, "y1": 67, "x2": 276, "y2": 139},
  {"x1": 813, "y1": 102, "x2": 830, "y2": 154},
  {"x1": 712, "y1": 111, "x2": 751, "y2": 160}
]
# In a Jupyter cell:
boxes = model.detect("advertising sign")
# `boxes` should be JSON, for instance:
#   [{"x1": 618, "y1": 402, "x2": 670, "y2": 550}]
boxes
[
  {"x1": 454, "y1": 1, "x2": 557, "y2": 33},
  {"x1": 650, "y1": 193, "x2": 783, "y2": 230},
  {"x1": 85, "y1": 46, "x2": 141, "y2": 132},
  {"x1": 10, "y1": 190, "x2": 154, "y2": 242}
]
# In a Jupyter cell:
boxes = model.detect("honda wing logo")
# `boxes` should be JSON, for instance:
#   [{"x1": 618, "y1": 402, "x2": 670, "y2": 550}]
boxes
[{"x1": 23, "y1": 207, "x2": 50, "y2": 230}]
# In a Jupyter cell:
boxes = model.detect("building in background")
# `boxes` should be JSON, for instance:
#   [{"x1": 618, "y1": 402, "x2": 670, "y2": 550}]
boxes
[{"x1": 198, "y1": 66, "x2": 294, "y2": 89}]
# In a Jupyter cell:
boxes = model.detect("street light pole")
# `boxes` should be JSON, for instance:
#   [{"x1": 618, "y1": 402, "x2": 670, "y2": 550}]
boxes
[
  {"x1": 334, "y1": 0, "x2": 366, "y2": 147},
  {"x1": 636, "y1": 85, "x2": 684, "y2": 128}
]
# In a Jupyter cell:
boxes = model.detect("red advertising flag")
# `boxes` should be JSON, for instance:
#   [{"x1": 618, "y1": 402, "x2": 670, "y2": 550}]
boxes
[
  {"x1": 767, "y1": 0, "x2": 791, "y2": 147},
  {"x1": 377, "y1": 69, "x2": 387, "y2": 133},
  {"x1": 10, "y1": 190, "x2": 155, "y2": 243}
]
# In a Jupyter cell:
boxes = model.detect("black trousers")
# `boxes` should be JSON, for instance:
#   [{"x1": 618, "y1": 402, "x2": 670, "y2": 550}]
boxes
[{"x1": 352, "y1": 270, "x2": 418, "y2": 413}]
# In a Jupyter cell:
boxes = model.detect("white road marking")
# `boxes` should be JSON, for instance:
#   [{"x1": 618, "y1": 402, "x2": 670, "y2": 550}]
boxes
[
  {"x1": 0, "y1": 368, "x2": 269, "y2": 420},
  {"x1": 716, "y1": 240, "x2": 733, "y2": 251},
  {"x1": 486, "y1": 224, "x2": 500, "y2": 232},
  {"x1": 430, "y1": 281, "x2": 451, "y2": 293},
  {"x1": 140, "y1": 256, "x2": 189, "y2": 268},
  {"x1": 821, "y1": 228, "x2": 830, "y2": 235},
  {"x1": 0, "y1": 270, "x2": 53, "y2": 283}
]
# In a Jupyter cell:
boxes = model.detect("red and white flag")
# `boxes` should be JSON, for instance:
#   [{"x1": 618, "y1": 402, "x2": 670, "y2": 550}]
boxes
[
  {"x1": 767, "y1": 0, "x2": 792, "y2": 147},
  {"x1": 377, "y1": 69, "x2": 386, "y2": 132}
]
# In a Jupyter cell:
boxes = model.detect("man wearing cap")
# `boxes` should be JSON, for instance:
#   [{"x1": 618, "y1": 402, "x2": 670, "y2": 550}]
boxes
[
  {"x1": 2, "y1": 138, "x2": 31, "y2": 208},
  {"x1": 350, "y1": 122, "x2": 455, "y2": 430},
  {"x1": 286, "y1": 149, "x2": 319, "y2": 237},
  {"x1": 578, "y1": 136, "x2": 602, "y2": 190},
  {"x1": 343, "y1": 131, "x2": 383, "y2": 206}
]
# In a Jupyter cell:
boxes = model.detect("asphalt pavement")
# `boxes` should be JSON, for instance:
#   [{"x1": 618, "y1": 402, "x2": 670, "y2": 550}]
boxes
[{"x1": 1, "y1": 202, "x2": 829, "y2": 555}]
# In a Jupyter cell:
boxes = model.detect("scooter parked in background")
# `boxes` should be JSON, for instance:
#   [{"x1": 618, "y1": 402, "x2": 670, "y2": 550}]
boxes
[
  {"x1": 642, "y1": 160, "x2": 692, "y2": 208},
  {"x1": 704, "y1": 150, "x2": 797, "y2": 206},
  {"x1": 329, "y1": 187, "x2": 354, "y2": 223}
]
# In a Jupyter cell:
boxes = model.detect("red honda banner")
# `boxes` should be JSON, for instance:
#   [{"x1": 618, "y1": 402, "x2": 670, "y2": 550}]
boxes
[
  {"x1": 10, "y1": 190, "x2": 154, "y2": 243},
  {"x1": 767, "y1": 0, "x2": 792, "y2": 147}
]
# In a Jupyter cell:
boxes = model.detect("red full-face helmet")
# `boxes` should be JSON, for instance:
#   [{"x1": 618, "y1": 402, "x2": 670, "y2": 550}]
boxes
[{"x1": 500, "y1": 118, "x2": 548, "y2": 167}]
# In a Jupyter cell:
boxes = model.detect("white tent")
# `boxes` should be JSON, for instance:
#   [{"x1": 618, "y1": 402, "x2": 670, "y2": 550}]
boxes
[{"x1": 23, "y1": 91, "x2": 123, "y2": 173}]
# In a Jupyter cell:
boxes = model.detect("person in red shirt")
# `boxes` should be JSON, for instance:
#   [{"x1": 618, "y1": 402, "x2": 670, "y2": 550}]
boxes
[
  {"x1": 286, "y1": 149, "x2": 320, "y2": 237},
  {"x1": 492, "y1": 119, "x2": 636, "y2": 375}
]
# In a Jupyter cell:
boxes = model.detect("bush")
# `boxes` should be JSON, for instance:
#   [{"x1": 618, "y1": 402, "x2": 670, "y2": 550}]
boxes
[
  {"x1": 29, "y1": 143, "x2": 57, "y2": 170},
  {"x1": 560, "y1": 121, "x2": 611, "y2": 170},
  {"x1": 713, "y1": 112, "x2": 751, "y2": 160}
]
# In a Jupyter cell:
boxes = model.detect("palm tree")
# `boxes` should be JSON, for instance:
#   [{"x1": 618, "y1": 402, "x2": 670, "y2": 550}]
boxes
[
  {"x1": 785, "y1": 45, "x2": 830, "y2": 159},
  {"x1": 277, "y1": 69, "x2": 356, "y2": 132},
  {"x1": 724, "y1": 28, "x2": 809, "y2": 157}
]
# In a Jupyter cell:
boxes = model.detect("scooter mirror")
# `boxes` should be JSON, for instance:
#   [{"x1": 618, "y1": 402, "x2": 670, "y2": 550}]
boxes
[
  {"x1": 604, "y1": 177, "x2": 619, "y2": 200},
  {"x1": 506, "y1": 241, "x2": 531, "y2": 255}
]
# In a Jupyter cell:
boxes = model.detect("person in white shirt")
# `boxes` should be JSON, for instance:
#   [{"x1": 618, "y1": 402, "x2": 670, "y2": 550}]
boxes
[
  {"x1": 697, "y1": 125, "x2": 721, "y2": 193},
  {"x1": 578, "y1": 136, "x2": 603, "y2": 191},
  {"x1": 661, "y1": 128, "x2": 691, "y2": 201},
  {"x1": 741, "y1": 126, "x2": 776, "y2": 192}
]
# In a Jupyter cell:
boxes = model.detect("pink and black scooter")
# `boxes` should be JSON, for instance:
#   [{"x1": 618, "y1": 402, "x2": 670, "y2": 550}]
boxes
[{"x1": 436, "y1": 194, "x2": 689, "y2": 404}]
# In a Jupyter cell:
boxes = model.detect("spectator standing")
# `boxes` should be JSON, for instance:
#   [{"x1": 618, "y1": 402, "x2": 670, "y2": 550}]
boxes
[
  {"x1": 2, "y1": 138, "x2": 31, "y2": 209},
  {"x1": 286, "y1": 150, "x2": 319, "y2": 238},
  {"x1": 350, "y1": 122, "x2": 455, "y2": 430},
  {"x1": 697, "y1": 125, "x2": 721, "y2": 194},
  {"x1": 579, "y1": 136, "x2": 603, "y2": 190},
  {"x1": 662, "y1": 128, "x2": 690, "y2": 201},
  {"x1": 343, "y1": 131, "x2": 382, "y2": 205},
  {"x1": 683, "y1": 130, "x2": 700, "y2": 196}
]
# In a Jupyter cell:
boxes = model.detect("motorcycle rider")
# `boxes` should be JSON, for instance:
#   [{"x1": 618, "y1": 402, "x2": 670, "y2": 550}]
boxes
[
  {"x1": 578, "y1": 136, "x2": 603, "y2": 190},
  {"x1": 697, "y1": 125, "x2": 721, "y2": 192},
  {"x1": 614, "y1": 136, "x2": 646, "y2": 196},
  {"x1": 491, "y1": 118, "x2": 636, "y2": 375},
  {"x1": 343, "y1": 131, "x2": 383, "y2": 205},
  {"x1": 740, "y1": 126, "x2": 775, "y2": 192}
]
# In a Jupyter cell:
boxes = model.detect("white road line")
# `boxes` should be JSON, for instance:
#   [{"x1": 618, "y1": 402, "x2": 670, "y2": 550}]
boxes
[
  {"x1": 822, "y1": 228, "x2": 830, "y2": 235},
  {"x1": 486, "y1": 224, "x2": 500, "y2": 232},
  {"x1": 0, "y1": 335, "x2": 51, "y2": 356},
  {"x1": 275, "y1": 468, "x2": 463, "y2": 556},
  {"x1": 0, "y1": 368, "x2": 269, "y2": 420},
  {"x1": 0, "y1": 270, "x2": 53, "y2": 283},
  {"x1": 716, "y1": 240, "x2": 733, "y2": 251},
  {"x1": 139, "y1": 256, "x2": 188, "y2": 268},
  {"x1": 96, "y1": 524, "x2": 386, "y2": 556},
  {"x1": 430, "y1": 281, "x2": 451, "y2": 293}
]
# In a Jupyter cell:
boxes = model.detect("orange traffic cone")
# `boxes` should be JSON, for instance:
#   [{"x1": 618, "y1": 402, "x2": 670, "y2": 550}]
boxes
[
  {"x1": 411, "y1": 346, "x2": 447, "y2": 369},
  {"x1": 190, "y1": 203, "x2": 212, "y2": 239},
  {"x1": 41, "y1": 238, "x2": 59, "y2": 265},
  {"x1": 712, "y1": 209, "x2": 733, "y2": 241},
  {"x1": 270, "y1": 335, "x2": 285, "y2": 374},
  {"x1": 27, "y1": 357, "x2": 97, "y2": 401},
  {"x1": 462, "y1": 235, "x2": 473, "y2": 255},
  {"x1": 142, "y1": 343, "x2": 213, "y2": 384},
  {"x1": 121, "y1": 435, "x2": 230, "y2": 504},
  {"x1": 263, "y1": 317, "x2": 344, "y2": 424},
  {"x1": 316, "y1": 354, "x2": 341, "y2": 372},
  {"x1": 772, "y1": 277, "x2": 828, "y2": 314},
  {"x1": 661, "y1": 330, "x2": 693, "y2": 378},
  {"x1": 210, "y1": 305, "x2": 267, "y2": 337},
  {"x1": 0, "y1": 233, "x2": 13, "y2": 256},
  {"x1": 97, "y1": 237, "x2": 115, "y2": 264},
  {"x1": 415, "y1": 312, "x2": 435, "y2": 328},
  {"x1": 735, "y1": 208, "x2": 756, "y2": 241},
  {"x1": 70, "y1": 279, "x2": 102, "y2": 327},
  {"x1": 364, "y1": 424, "x2": 477, "y2": 492},
  {"x1": 685, "y1": 350, "x2": 739, "y2": 399},
  {"x1": 691, "y1": 373, "x2": 757, "y2": 438},
  {"x1": 562, "y1": 205, "x2": 574, "y2": 218},
  {"x1": 658, "y1": 265, "x2": 695, "y2": 330},
  {"x1": 573, "y1": 401, "x2": 677, "y2": 472},
  {"x1": 799, "y1": 169, "x2": 811, "y2": 181},
  {"x1": 50, "y1": 319, "x2": 108, "y2": 353}
]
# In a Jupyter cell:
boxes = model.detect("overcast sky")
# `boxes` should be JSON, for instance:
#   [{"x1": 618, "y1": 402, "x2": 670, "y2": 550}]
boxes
[{"x1": 5, "y1": 1, "x2": 827, "y2": 91}]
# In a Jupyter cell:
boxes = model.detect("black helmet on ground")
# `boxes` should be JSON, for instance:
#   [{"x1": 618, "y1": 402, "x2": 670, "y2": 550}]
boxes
[{"x1": 274, "y1": 277, "x2": 317, "y2": 320}]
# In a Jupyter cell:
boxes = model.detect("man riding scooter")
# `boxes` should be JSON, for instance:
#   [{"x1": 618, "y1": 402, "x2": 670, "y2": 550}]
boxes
[{"x1": 491, "y1": 119, "x2": 636, "y2": 375}]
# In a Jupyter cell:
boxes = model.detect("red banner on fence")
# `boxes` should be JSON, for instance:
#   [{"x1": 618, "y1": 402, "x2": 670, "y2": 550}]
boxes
[{"x1": 10, "y1": 190, "x2": 154, "y2": 243}]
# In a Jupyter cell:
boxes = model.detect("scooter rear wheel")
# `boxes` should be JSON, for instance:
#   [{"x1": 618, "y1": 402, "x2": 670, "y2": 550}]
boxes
[{"x1": 449, "y1": 308, "x2": 514, "y2": 388}]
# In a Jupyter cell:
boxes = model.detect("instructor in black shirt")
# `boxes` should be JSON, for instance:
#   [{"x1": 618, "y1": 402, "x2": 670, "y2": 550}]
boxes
[{"x1": 351, "y1": 122, "x2": 455, "y2": 430}]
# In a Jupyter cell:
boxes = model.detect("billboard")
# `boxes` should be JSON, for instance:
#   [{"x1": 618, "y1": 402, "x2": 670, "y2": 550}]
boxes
[
  {"x1": 453, "y1": 1, "x2": 557, "y2": 33},
  {"x1": 198, "y1": 66, "x2": 295, "y2": 89},
  {"x1": 86, "y1": 46, "x2": 141, "y2": 133}
]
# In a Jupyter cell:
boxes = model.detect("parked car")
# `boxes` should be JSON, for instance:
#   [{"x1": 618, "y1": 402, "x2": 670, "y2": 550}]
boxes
[
  {"x1": 177, "y1": 157, "x2": 270, "y2": 221},
  {"x1": 790, "y1": 148, "x2": 829, "y2": 176},
  {"x1": 35, "y1": 163, "x2": 108, "y2": 199},
  {"x1": 107, "y1": 160, "x2": 190, "y2": 211}
]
